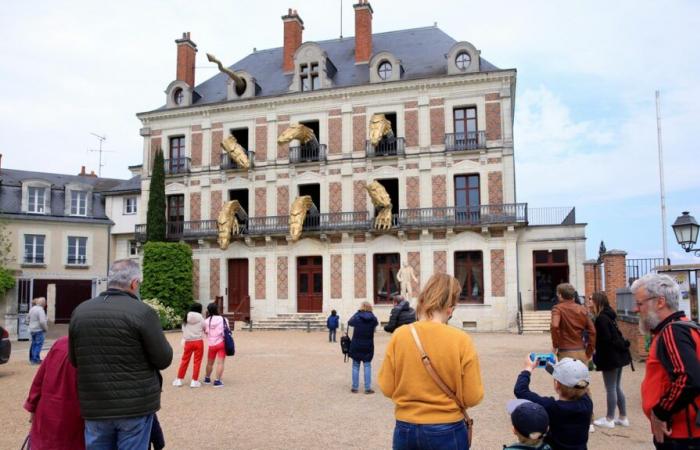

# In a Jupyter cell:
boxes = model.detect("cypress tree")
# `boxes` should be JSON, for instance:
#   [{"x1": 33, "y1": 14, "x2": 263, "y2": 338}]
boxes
[{"x1": 146, "y1": 149, "x2": 166, "y2": 242}]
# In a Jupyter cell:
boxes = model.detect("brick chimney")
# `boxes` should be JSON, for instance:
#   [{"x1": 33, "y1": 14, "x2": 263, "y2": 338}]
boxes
[
  {"x1": 79, "y1": 166, "x2": 86, "y2": 176},
  {"x1": 282, "y1": 9, "x2": 304, "y2": 73},
  {"x1": 175, "y1": 32, "x2": 197, "y2": 87},
  {"x1": 354, "y1": 0, "x2": 373, "y2": 63}
]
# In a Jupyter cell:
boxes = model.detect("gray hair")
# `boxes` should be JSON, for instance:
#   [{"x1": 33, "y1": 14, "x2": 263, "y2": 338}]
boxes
[
  {"x1": 630, "y1": 272, "x2": 680, "y2": 311},
  {"x1": 107, "y1": 259, "x2": 142, "y2": 290},
  {"x1": 32, "y1": 297, "x2": 46, "y2": 307}
]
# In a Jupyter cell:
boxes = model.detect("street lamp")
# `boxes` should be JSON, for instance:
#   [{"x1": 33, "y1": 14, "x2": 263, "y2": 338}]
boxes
[{"x1": 672, "y1": 211, "x2": 700, "y2": 256}]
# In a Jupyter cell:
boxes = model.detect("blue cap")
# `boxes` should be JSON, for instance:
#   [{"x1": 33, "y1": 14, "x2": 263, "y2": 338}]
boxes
[{"x1": 506, "y1": 399, "x2": 549, "y2": 440}]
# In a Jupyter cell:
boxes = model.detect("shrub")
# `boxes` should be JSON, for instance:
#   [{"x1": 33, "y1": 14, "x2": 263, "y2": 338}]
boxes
[
  {"x1": 0, "y1": 267, "x2": 14, "y2": 297},
  {"x1": 141, "y1": 242, "x2": 193, "y2": 317},
  {"x1": 144, "y1": 298, "x2": 181, "y2": 330}
]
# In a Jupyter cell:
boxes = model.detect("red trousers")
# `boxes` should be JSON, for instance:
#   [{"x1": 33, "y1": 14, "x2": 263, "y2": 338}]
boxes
[{"x1": 177, "y1": 339, "x2": 204, "y2": 380}]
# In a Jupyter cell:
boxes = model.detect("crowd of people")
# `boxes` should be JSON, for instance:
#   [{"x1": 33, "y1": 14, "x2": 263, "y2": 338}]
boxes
[{"x1": 17, "y1": 257, "x2": 700, "y2": 449}]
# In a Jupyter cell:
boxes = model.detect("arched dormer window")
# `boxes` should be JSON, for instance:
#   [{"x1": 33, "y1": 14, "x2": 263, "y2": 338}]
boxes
[
  {"x1": 447, "y1": 41, "x2": 481, "y2": 75},
  {"x1": 288, "y1": 42, "x2": 337, "y2": 92},
  {"x1": 225, "y1": 70, "x2": 259, "y2": 100},
  {"x1": 369, "y1": 51, "x2": 402, "y2": 83}
]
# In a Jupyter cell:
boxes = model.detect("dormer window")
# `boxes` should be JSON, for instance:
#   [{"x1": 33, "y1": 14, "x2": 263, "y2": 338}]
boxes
[
  {"x1": 173, "y1": 88, "x2": 184, "y2": 105},
  {"x1": 28, "y1": 186, "x2": 45, "y2": 214},
  {"x1": 378, "y1": 61, "x2": 392, "y2": 80},
  {"x1": 71, "y1": 191, "x2": 88, "y2": 216},
  {"x1": 300, "y1": 63, "x2": 320, "y2": 92},
  {"x1": 455, "y1": 51, "x2": 472, "y2": 71}
]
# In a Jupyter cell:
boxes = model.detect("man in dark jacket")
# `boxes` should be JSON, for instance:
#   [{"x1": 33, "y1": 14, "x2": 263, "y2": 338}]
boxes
[
  {"x1": 69, "y1": 259, "x2": 173, "y2": 449},
  {"x1": 383, "y1": 295, "x2": 416, "y2": 333}
]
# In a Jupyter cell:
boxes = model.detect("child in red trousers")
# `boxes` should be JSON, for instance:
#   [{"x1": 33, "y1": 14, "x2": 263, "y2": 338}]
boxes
[{"x1": 173, "y1": 303, "x2": 206, "y2": 388}]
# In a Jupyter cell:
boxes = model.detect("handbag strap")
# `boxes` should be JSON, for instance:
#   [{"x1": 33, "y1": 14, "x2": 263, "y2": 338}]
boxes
[{"x1": 409, "y1": 324, "x2": 472, "y2": 424}]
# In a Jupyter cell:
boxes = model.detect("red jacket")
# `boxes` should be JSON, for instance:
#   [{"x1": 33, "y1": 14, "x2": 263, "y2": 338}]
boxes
[
  {"x1": 642, "y1": 312, "x2": 700, "y2": 440},
  {"x1": 24, "y1": 336, "x2": 85, "y2": 450}
]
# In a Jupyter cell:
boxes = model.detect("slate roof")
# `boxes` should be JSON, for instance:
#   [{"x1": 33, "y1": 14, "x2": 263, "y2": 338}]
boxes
[
  {"x1": 160, "y1": 26, "x2": 501, "y2": 110},
  {"x1": 102, "y1": 175, "x2": 141, "y2": 196}
]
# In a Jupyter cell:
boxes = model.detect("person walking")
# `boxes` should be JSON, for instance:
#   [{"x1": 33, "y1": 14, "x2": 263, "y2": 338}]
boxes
[
  {"x1": 378, "y1": 273, "x2": 484, "y2": 449},
  {"x1": 348, "y1": 301, "x2": 378, "y2": 394},
  {"x1": 28, "y1": 297, "x2": 48, "y2": 365},
  {"x1": 383, "y1": 295, "x2": 416, "y2": 334},
  {"x1": 69, "y1": 259, "x2": 173, "y2": 450},
  {"x1": 633, "y1": 273, "x2": 700, "y2": 449},
  {"x1": 173, "y1": 303, "x2": 206, "y2": 388},
  {"x1": 24, "y1": 336, "x2": 85, "y2": 450},
  {"x1": 203, "y1": 302, "x2": 230, "y2": 388},
  {"x1": 590, "y1": 291, "x2": 632, "y2": 429},
  {"x1": 327, "y1": 309, "x2": 340, "y2": 343},
  {"x1": 550, "y1": 283, "x2": 596, "y2": 363}
]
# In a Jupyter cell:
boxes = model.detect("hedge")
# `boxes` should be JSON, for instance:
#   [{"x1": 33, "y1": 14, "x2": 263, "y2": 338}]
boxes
[
  {"x1": 0, "y1": 267, "x2": 14, "y2": 297},
  {"x1": 141, "y1": 242, "x2": 192, "y2": 317}
]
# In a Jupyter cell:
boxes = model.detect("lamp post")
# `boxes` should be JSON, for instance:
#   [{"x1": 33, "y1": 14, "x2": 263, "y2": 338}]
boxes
[{"x1": 672, "y1": 211, "x2": 700, "y2": 256}]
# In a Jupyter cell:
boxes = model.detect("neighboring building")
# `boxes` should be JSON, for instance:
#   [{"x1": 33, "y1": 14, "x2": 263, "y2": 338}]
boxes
[
  {"x1": 134, "y1": 2, "x2": 586, "y2": 330},
  {"x1": 0, "y1": 165, "x2": 125, "y2": 337},
  {"x1": 103, "y1": 165, "x2": 142, "y2": 261}
]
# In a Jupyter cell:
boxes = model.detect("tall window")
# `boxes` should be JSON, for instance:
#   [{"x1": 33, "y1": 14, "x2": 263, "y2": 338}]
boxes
[
  {"x1": 67, "y1": 236, "x2": 87, "y2": 265},
  {"x1": 454, "y1": 251, "x2": 484, "y2": 303},
  {"x1": 454, "y1": 174, "x2": 480, "y2": 223},
  {"x1": 167, "y1": 195, "x2": 185, "y2": 223},
  {"x1": 169, "y1": 136, "x2": 186, "y2": 173},
  {"x1": 24, "y1": 234, "x2": 45, "y2": 264},
  {"x1": 300, "y1": 63, "x2": 320, "y2": 92},
  {"x1": 124, "y1": 197, "x2": 137, "y2": 214},
  {"x1": 27, "y1": 186, "x2": 45, "y2": 213},
  {"x1": 128, "y1": 240, "x2": 138, "y2": 257},
  {"x1": 71, "y1": 191, "x2": 88, "y2": 216},
  {"x1": 374, "y1": 253, "x2": 400, "y2": 304},
  {"x1": 454, "y1": 107, "x2": 477, "y2": 145}
]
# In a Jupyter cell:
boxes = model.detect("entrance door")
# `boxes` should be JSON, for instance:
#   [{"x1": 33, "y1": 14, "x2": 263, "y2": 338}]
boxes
[
  {"x1": 297, "y1": 256, "x2": 322, "y2": 313},
  {"x1": 33, "y1": 279, "x2": 94, "y2": 323},
  {"x1": 533, "y1": 250, "x2": 569, "y2": 311},
  {"x1": 227, "y1": 259, "x2": 250, "y2": 321}
]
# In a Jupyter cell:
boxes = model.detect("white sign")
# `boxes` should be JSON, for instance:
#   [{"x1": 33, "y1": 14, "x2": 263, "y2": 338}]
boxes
[{"x1": 659, "y1": 270, "x2": 691, "y2": 316}]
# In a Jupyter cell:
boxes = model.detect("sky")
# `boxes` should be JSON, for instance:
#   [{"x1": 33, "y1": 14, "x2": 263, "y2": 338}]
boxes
[{"x1": 1, "y1": 0, "x2": 698, "y2": 264}]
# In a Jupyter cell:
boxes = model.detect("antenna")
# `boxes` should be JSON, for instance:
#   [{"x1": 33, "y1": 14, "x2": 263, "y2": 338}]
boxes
[
  {"x1": 340, "y1": 0, "x2": 343, "y2": 38},
  {"x1": 655, "y1": 91, "x2": 669, "y2": 263},
  {"x1": 87, "y1": 132, "x2": 110, "y2": 177}
]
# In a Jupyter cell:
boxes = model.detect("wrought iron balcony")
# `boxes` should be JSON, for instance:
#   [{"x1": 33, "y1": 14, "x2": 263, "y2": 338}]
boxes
[
  {"x1": 399, "y1": 204, "x2": 528, "y2": 228},
  {"x1": 247, "y1": 215, "x2": 289, "y2": 236},
  {"x1": 136, "y1": 220, "x2": 225, "y2": 242},
  {"x1": 220, "y1": 151, "x2": 254, "y2": 170},
  {"x1": 300, "y1": 211, "x2": 371, "y2": 233},
  {"x1": 135, "y1": 224, "x2": 147, "y2": 242},
  {"x1": 289, "y1": 143, "x2": 327, "y2": 164},
  {"x1": 366, "y1": 137, "x2": 405, "y2": 158},
  {"x1": 164, "y1": 157, "x2": 191, "y2": 175},
  {"x1": 527, "y1": 207, "x2": 576, "y2": 226},
  {"x1": 444, "y1": 131, "x2": 486, "y2": 152}
]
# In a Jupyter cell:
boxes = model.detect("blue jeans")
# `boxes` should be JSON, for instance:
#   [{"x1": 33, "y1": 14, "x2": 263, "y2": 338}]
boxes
[
  {"x1": 29, "y1": 331, "x2": 45, "y2": 363},
  {"x1": 352, "y1": 359, "x2": 371, "y2": 391},
  {"x1": 85, "y1": 414, "x2": 154, "y2": 450},
  {"x1": 329, "y1": 329, "x2": 337, "y2": 342},
  {"x1": 393, "y1": 420, "x2": 469, "y2": 450}
]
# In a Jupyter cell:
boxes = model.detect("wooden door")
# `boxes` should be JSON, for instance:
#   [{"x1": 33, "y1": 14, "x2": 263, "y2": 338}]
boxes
[
  {"x1": 297, "y1": 256, "x2": 323, "y2": 313},
  {"x1": 533, "y1": 250, "x2": 570, "y2": 311},
  {"x1": 227, "y1": 259, "x2": 250, "y2": 321},
  {"x1": 33, "y1": 279, "x2": 93, "y2": 324}
]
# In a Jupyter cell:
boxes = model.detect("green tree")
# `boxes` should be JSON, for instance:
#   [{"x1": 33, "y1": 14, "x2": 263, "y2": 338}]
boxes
[
  {"x1": 0, "y1": 267, "x2": 14, "y2": 297},
  {"x1": 141, "y1": 241, "x2": 193, "y2": 317},
  {"x1": 146, "y1": 148, "x2": 166, "y2": 242}
]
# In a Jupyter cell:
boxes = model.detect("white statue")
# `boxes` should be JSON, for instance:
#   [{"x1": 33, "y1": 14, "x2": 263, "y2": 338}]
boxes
[{"x1": 396, "y1": 262, "x2": 418, "y2": 299}]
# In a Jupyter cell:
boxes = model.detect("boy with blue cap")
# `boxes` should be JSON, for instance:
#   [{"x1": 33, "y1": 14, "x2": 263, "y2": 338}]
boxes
[{"x1": 504, "y1": 399, "x2": 551, "y2": 449}]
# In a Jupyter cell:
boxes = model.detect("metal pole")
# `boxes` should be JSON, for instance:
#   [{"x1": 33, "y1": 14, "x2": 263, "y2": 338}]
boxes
[
  {"x1": 340, "y1": 0, "x2": 343, "y2": 39},
  {"x1": 655, "y1": 91, "x2": 669, "y2": 263}
]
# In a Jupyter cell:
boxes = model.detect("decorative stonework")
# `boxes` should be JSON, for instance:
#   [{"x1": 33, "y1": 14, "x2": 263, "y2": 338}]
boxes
[
  {"x1": 430, "y1": 106, "x2": 445, "y2": 146},
  {"x1": 331, "y1": 254, "x2": 342, "y2": 299},
  {"x1": 431, "y1": 175, "x2": 446, "y2": 208},
  {"x1": 255, "y1": 187, "x2": 267, "y2": 216},
  {"x1": 406, "y1": 177, "x2": 420, "y2": 209},
  {"x1": 486, "y1": 101, "x2": 502, "y2": 140},
  {"x1": 405, "y1": 109, "x2": 418, "y2": 147},
  {"x1": 488, "y1": 171, "x2": 503, "y2": 205},
  {"x1": 191, "y1": 130, "x2": 202, "y2": 166},
  {"x1": 354, "y1": 254, "x2": 366, "y2": 298},
  {"x1": 491, "y1": 249, "x2": 505, "y2": 296},
  {"x1": 210, "y1": 258, "x2": 220, "y2": 298},
  {"x1": 277, "y1": 185, "x2": 289, "y2": 216},
  {"x1": 277, "y1": 256, "x2": 288, "y2": 299},
  {"x1": 485, "y1": 93, "x2": 500, "y2": 101},
  {"x1": 408, "y1": 251, "x2": 421, "y2": 296},
  {"x1": 277, "y1": 117, "x2": 290, "y2": 160},
  {"x1": 192, "y1": 259, "x2": 200, "y2": 301},
  {"x1": 211, "y1": 129, "x2": 223, "y2": 167},
  {"x1": 329, "y1": 110, "x2": 342, "y2": 155},
  {"x1": 353, "y1": 234, "x2": 366, "y2": 243},
  {"x1": 210, "y1": 191, "x2": 222, "y2": 220},
  {"x1": 433, "y1": 251, "x2": 447, "y2": 274},
  {"x1": 353, "y1": 113, "x2": 366, "y2": 152},
  {"x1": 190, "y1": 192, "x2": 201, "y2": 221},
  {"x1": 353, "y1": 180, "x2": 367, "y2": 211},
  {"x1": 487, "y1": 157, "x2": 502, "y2": 164},
  {"x1": 329, "y1": 182, "x2": 342, "y2": 213},
  {"x1": 255, "y1": 257, "x2": 266, "y2": 299},
  {"x1": 255, "y1": 118, "x2": 267, "y2": 162}
]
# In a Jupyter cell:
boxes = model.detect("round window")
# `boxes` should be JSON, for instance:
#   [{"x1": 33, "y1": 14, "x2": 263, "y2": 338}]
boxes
[
  {"x1": 173, "y1": 88, "x2": 184, "y2": 105},
  {"x1": 455, "y1": 51, "x2": 471, "y2": 71},
  {"x1": 378, "y1": 61, "x2": 393, "y2": 80}
]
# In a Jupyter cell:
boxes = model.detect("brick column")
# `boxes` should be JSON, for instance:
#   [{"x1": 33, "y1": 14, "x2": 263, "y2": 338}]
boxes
[
  {"x1": 255, "y1": 117, "x2": 267, "y2": 162},
  {"x1": 190, "y1": 192, "x2": 201, "y2": 221},
  {"x1": 277, "y1": 186, "x2": 289, "y2": 216},
  {"x1": 329, "y1": 182, "x2": 342, "y2": 213},
  {"x1": 431, "y1": 175, "x2": 446, "y2": 207},
  {"x1": 429, "y1": 98, "x2": 444, "y2": 146},
  {"x1": 277, "y1": 115, "x2": 290, "y2": 160},
  {"x1": 328, "y1": 109, "x2": 342, "y2": 155},
  {"x1": 210, "y1": 258, "x2": 220, "y2": 299},
  {"x1": 255, "y1": 257, "x2": 266, "y2": 300},
  {"x1": 210, "y1": 123, "x2": 223, "y2": 167},
  {"x1": 407, "y1": 251, "x2": 421, "y2": 296},
  {"x1": 433, "y1": 251, "x2": 446, "y2": 274},
  {"x1": 277, "y1": 256, "x2": 288, "y2": 299},
  {"x1": 354, "y1": 254, "x2": 367, "y2": 299},
  {"x1": 331, "y1": 254, "x2": 342, "y2": 299},
  {"x1": 209, "y1": 191, "x2": 222, "y2": 220},
  {"x1": 485, "y1": 99, "x2": 502, "y2": 140},
  {"x1": 491, "y1": 249, "x2": 505, "y2": 297},
  {"x1": 406, "y1": 177, "x2": 420, "y2": 209},
  {"x1": 583, "y1": 259, "x2": 602, "y2": 297},
  {"x1": 602, "y1": 250, "x2": 627, "y2": 310},
  {"x1": 404, "y1": 101, "x2": 419, "y2": 147},
  {"x1": 352, "y1": 106, "x2": 366, "y2": 152},
  {"x1": 191, "y1": 125, "x2": 202, "y2": 167}
]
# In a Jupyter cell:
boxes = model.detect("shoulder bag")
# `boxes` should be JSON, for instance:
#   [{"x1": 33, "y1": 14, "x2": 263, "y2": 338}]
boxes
[
  {"x1": 222, "y1": 317, "x2": 235, "y2": 356},
  {"x1": 409, "y1": 324, "x2": 474, "y2": 447}
]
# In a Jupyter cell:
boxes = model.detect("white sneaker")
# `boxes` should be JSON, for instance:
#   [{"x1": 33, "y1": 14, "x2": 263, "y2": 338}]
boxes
[
  {"x1": 589, "y1": 424, "x2": 595, "y2": 433},
  {"x1": 190, "y1": 380, "x2": 201, "y2": 388},
  {"x1": 172, "y1": 378, "x2": 183, "y2": 387},
  {"x1": 593, "y1": 417, "x2": 615, "y2": 428},
  {"x1": 614, "y1": 417, "x2": 630, "y2": 427}
]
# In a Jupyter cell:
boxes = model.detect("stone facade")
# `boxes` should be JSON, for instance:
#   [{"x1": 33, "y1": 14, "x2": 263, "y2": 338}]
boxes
[
  {"x1": 429, "y1": 98, "x2": 445, "y2": 146},
  {"x1": 210, "y1": 191, "x2": 222, "y2": 220},
  {"x1": 408, "y1": 251, "x2": 421, "y2": 295},
  {"x1": 277, "y1": 256, "x2": 288, "y2": 299},
  {"x1": 329, "y1": 182, "x2": 342, "y2": 213},
  {"x1": 255, "y1": 118, "x2": 267, "y2": 162},
  {"x1": 255, "y1": 257, "x2": 266, "y2": 299},
  {"x1": 190, "y1": 192, "x2": 201, "y2": 221},
  {"x1": 406, "y1": 177, "x2": 420, "y2": 209},
  {"x1": 210, "y1": 259, "x2": 220, "y2": 298},
  {"x1": 433, "y1": 251, "x2": 447, "y2": 274},
  {"x1": 354, "y1": 254, "x2": 366, "y2": 298},
  {"x1": 488, "y1": 171, "x2": 503, "y2": 205},
  {"x1": 331, "y1": 254, "x2": 342, "y2": 299},
  {"x1": 277, "y1": 186, "x2": 289, "y2": 216},
  {"x1": 491, "y1": 249, "x2": 505, "y2": 297}
]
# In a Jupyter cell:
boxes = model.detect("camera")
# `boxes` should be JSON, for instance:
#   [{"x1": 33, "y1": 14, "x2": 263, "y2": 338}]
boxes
[{"x1": 529, "y1": 352, "x2": 556, "y2": 368}]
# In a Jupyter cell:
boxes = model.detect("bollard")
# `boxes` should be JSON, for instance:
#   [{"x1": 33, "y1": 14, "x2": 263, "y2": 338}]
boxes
[
  {"x1": 306, "y1": 320, "x2": 310, "y2": 333},
  {"x1": 248, "y1": 320, "x2": 253, "y2": 332}
]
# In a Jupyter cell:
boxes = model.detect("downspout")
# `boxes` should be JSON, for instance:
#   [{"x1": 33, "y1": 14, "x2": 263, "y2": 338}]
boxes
[{"x1": 106, "y1": 223, "x2": 112, "y2": 277}]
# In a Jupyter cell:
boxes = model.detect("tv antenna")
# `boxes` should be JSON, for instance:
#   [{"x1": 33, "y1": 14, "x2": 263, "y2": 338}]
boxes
[{"x1": 87, "y1": 132, "x2": 112, "y2": 177}]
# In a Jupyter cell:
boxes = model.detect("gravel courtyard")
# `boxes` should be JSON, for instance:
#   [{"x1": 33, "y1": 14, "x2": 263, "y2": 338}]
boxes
[{"x1": 1, "y1": 328, "x2": 654, "y2": 449}]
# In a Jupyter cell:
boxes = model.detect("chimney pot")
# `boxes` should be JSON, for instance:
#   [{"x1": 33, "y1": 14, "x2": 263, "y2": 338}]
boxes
[
  {"x1": 175, "y1": 31, "x2": 198, "y2": 87},
  {"x1": 354, "y1": 1, "x2": 373, "y2": 63},
  {"x1": 80, "y1": 165, "x2": 86, "y2": 176},
  {"x1": 282, "y1": 9, "x2": 304, "y2": 73}
]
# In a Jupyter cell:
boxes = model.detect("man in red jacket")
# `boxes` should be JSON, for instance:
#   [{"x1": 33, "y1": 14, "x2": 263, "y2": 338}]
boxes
[{"x1": 633, "y1": 273, "x2": 700, "y2": 449}]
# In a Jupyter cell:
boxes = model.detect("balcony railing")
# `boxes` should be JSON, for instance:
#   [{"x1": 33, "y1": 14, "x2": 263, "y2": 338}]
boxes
[
  {"x1": 289, "y1": 143, "x2": 327, "y2": 164},
  {"x1": 527, "y1": 207, "x2": 576, "y2": 226},
  {"x1": 247, "y1": 216, "x2": 289, "y2": 235},
  {"x1": 220, "y1": 151, "x2": 254, "y2": 170},
  {"x1": 366, "y1": 137, "x2": 405, "y2": 158},
  {"x1": 135, "y1": 224, "x2": 147, "y2": 242},
  {"x1": 67, "y1": 255, "x2": 87, "y2": 265},
  {"x1": 444, "y1": 131, "x2": 486, "y2": 151},
  {"x1": 164, "y1": 157, "x2": 191, "y2": 175},
  {"x1": 399, "y1": 204, "x2": 528, "y2": 228},
  {"x1": 300, "y1": 212, "x2": 371, "y2": 232},
  {"x1": 23, "y1": 256, "x2": 45, "y2": 264}
]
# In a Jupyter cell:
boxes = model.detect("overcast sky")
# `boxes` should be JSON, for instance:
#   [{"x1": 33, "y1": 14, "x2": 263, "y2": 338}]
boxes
[{"x1": 1, "y1": 0, "x2": 698, "y2": 263}]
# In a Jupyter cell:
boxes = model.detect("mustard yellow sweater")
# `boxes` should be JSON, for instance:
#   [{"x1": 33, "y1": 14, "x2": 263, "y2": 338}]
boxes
[{"x1": 378, "y1": 321, "x2": 484, "y2": 424}]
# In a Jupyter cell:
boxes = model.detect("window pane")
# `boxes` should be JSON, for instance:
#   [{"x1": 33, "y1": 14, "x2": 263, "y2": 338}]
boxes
[
  {"x1": 467, "y1": 175, "x2": 479, "y2": 188},
  {"x1": 466, "y1": 108, "x2": 476, "y2": 119},
  {"x1": 454, "y1": 109, "x2": 464, "y2": 120},
  {"x1": 300, "y1": 64, "x2": 308, "y2": 74},
  {"x1": 299, "y1": 274, "x2": 308, "y2": 293},
  {"x1": 466, "y1": 118, "x2": 477, "y2": 133},
  {"x1": 468, "y1": 190, "x2": 479, "y2": 206},
  {"x1": 455, "y1": 176, "x2": 466, "y2": 189},
  {"x1": 553, "y1": 250, "x2": 567, "y2": 264},
  {"x1": 301, "y1": 76, "x2": 310, "y2": 92},
  {"x1": 311, "y1": 75, "x2": 320, "y2": 90},
  {"x1": 313, "y1": 273, "x2": 322, "y2": 293},
  {"x1": 534, "y1": 251, "x2": 549, "y2": 264},
  {"x1": 456, "y1": 190, "x2": 467, "y2": 207}
]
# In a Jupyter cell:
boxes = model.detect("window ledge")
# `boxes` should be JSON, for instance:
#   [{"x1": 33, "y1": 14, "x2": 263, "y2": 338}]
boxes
[
  {"x1": 65, "y1": 264, "x2": 90, "y2": 270},
  {"x1": 21, "y1": 263, "x2": 46, "y2": 268}
]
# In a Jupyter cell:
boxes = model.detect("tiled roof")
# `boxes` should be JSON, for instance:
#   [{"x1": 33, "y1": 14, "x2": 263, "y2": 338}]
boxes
[{"x1": 102, "y1": 175, "x2": 141, "y2": 196}]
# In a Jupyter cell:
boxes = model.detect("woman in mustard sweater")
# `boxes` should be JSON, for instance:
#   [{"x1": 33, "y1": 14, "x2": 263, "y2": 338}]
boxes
[{"x1": 378, "y1": 273, "x2": 484, "y2": 449}]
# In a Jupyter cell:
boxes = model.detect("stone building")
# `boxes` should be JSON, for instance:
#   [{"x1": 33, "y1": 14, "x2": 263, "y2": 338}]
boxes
[
  {"x1": 134, "y1": 2, "x2": 586, "y2": 330},
  {"x1": 103, "y1": 166, "x2": 142, "y2": 262}
]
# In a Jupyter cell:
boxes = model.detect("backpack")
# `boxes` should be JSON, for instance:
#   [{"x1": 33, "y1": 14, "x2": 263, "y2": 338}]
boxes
[
  {"x1": 340, "y1": 327, "x2": 351, "y2": 362},
  {"x1": 223, "y1": 318, "x2": 235, "y2": 356}
]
